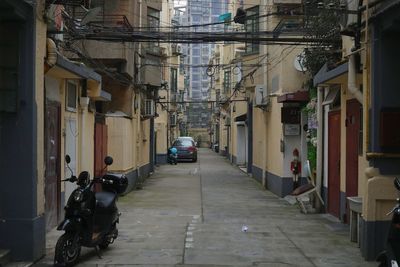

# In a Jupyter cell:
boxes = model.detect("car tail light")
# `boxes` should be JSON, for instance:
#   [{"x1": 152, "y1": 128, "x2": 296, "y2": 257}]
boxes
[{"x1": 188, "y1": 146, "x2": 196, "y2": 152}]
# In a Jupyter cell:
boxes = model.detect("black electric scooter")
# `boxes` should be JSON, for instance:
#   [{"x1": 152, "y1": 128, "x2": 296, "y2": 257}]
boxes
[
  {"x1": 377, "y1": 177, "x2": 400, "y2": 267},
  {"x1": 54, "y1": 155, "x2": 128, "y2": 266},
  {"x1": 167, "y1": 147, "x2": 178, "y2": 165}
]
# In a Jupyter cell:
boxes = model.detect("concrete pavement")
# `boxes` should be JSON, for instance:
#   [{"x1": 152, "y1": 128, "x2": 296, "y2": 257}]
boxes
[{"x1": 33, "y1": 148, "x2": 376, "y2": 267}]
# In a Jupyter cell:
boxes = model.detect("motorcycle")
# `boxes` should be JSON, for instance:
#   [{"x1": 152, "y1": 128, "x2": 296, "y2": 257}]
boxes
[
  {"x1": 167, "y1": 147, "x2": 178, "y2": 165},
  {"x1": 377, "y1": 177, "x2": 400, "y2": 267},
  {"x1": 54, "y1": 155, "x2": 128, "y2": 266}
]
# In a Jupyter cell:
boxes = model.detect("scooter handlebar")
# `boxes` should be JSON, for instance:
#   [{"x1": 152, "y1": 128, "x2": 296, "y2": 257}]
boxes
[
  {"x1": 61, "y1": 176, "x2": 77, "y2": 182},
  {"x1": 93, "y1": 177, "x2": 114, "y2": 185}
]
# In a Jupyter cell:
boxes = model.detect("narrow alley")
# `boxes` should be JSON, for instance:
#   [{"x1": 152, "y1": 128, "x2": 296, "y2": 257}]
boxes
[{"x1": 35, "y1": 149, "x2": 374, "y2": 267}]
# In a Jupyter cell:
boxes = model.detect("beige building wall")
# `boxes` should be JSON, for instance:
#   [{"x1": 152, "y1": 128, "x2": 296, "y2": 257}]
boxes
[
  {"x1": 106, "y1": 117, "x2": 135, "y2": 171},
  {"x1": 266, "y1": 100, "x2": 284, "y2": 176},
  {"x1": 252, "y1": 107, "x2": 265, "y2": 170}
]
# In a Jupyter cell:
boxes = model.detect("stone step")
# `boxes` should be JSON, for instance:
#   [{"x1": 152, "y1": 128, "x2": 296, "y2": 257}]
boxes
[{"x1": 0, "y1": 249, "x2": 10, "y2": 267}]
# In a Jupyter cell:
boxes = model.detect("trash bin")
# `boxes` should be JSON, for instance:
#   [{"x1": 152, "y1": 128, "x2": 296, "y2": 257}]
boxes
[{"x1": 347, "y1": 196, "x2": 363, "y2": 246}]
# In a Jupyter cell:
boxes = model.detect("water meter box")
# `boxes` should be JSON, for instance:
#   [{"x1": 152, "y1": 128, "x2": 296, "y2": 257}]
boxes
[{"x1": 102, "y1": 173, "x2": 128, "y2": 194}]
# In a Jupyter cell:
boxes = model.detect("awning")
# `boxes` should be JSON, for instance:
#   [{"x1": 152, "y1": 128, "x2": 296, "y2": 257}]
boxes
[
  {"x1": 313, "y1": 62, "x2": 348, "y2": 86},
  {"x1": 47, "y1": 54, "x2": 101, "y2": 82},
  {"x1": 322, "y1": 87, "x2": 340, "y2": 106},
  {"x1": 234, "y1": 113, "x2": 247, "y2": 122},
  {"x1": 277, "y1": 90, "x2": 309, "y2": 103},
  {"x1": 46, "y1": 54, "x2": 111, "y2": 102}
]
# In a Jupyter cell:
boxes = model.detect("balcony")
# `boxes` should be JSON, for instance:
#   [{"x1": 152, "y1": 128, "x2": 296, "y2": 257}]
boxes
[
  {"x1": 275, "y1": 3, "x2": 303, "y2": 17},
  {"x1": 140, "y1": 55, "x2": 162, "y2": 87}
]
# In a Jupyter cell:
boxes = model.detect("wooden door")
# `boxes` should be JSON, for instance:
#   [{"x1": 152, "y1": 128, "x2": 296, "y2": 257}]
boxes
[
  {"x1": 328, "y1": 110, "x2": 341, "y2": 218},
  {"x1": 346, "y1": 99, "x2": 361, "y2": 198},
  {"x1": 94, "y1": 122, "x2": 108, "y2": 178},
  {"x1": 45, "y1": 101, "x2": 61, "y2": 231}
]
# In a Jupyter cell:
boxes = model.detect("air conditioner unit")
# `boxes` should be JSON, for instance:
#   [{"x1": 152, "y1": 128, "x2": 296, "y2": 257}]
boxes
[
  {"x1": 143, "y1": 99, "x2": 155, "y2": 117},
  {"x1": 172, "y1": 44, "x2": 182, "y2": 55},
  {"x1": 254, "y1": 84, "x2": 268, "y2": 108}
]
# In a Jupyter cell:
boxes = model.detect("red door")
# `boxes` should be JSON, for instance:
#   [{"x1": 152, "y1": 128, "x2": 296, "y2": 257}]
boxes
[
  {"x1": 45, "y1": 101, "x2": 61, "y2": 231},
  {"x1": 346, "y1": 99, "x2": 361, "y2": 198},
  {"x1": 328, "y1": 110, "x2": 341, "y2": 218},
  {"x1": 94, "y1": 122, "x2": 108, "y2": 178}
]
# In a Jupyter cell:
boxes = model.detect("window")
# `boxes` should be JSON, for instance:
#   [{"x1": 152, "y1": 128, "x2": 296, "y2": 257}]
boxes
[
  {"x1": 192, "y1": 57, "x2": 200, "y2": 65},
  {"x1": 147, "y1": 8, "x2": 160, "y2": 29},
  {"x1": 245, "y1": 6, "x2": 259, "y2": 54},
  {"x1": 223, "y1": 70, "x2": 231, "y2": 93},
  {"x1": 66, "y1": 81, "x2": 77, "y2": 111},
  {"x1": 170, "y1": 68, "x2": 178, "y2": 92},
  {"x1": 192, "y1": 48, "x2": 200, "y2": 56},
  {"x1": 147, "y1": 8, "x2": 160, "y2": 50}
]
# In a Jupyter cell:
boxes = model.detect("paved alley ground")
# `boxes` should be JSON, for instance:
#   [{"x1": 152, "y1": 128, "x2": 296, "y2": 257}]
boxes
[{"x1": 34, "y1": 149, "x2": 376, "y2": 267}]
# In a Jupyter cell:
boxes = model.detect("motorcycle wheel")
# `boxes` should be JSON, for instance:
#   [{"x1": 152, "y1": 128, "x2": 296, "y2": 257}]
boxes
[
  {"x1": 54, "y1": 232, "x2": 81, "y2": 266},
  {"x1": 99, "y1": 226, "x2": 118, "y2": 250}
]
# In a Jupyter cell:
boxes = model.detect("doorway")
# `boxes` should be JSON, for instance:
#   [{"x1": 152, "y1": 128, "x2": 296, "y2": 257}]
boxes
[
  {"x1": 45, "y1": 101, "x2": 61, "y2": 231},
  {"x1": 64, "y1": 117, "x2": 77, "y2": 204},
  {"x1": 328, "y1": 110, "x2": 341, "y2": 218},
  {"x1": 346, "y1": 99, "x2": 361, "y2": 198},
  {"x1": 94, "y1": 121, "x2": 108, "y2": 177},
  {"x1": 236, "y1": 122, "x2": 247, "y2": 166}
]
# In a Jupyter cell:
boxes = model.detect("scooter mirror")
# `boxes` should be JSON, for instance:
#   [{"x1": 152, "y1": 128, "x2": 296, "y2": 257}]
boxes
[
  {"x1": 104, "y1": 156, "x2": 113, "y2": 166},
  {"x1": 65, "y1": 155, "x2": 71, "y2": 164},
  {"x1": 394, "y1": 177, "x2": 400, "y2": 191}
]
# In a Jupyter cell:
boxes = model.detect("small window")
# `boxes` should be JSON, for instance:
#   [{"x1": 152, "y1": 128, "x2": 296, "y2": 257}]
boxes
[
  {"x1": 245, "y1": 6, "x2": 259, "y2": 54},
  {"x1": 66, "y1": 81, "x2": 77, "y2": 111}
]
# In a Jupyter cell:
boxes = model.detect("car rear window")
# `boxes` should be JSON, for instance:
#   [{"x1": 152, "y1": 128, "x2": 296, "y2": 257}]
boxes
[{"x1": 173, "y1": 140, "x2": 193, "y2": 147}]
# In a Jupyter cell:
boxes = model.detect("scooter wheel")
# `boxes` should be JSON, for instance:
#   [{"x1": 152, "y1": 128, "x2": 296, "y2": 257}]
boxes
[{"x1": 54, "y1": 232, "x2": 81, "y2": 267}]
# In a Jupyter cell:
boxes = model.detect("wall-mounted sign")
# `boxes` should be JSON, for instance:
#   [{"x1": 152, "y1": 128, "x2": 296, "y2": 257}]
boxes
[{"x1": 284, "y1": 124, "x2": 300, "y2": 136}]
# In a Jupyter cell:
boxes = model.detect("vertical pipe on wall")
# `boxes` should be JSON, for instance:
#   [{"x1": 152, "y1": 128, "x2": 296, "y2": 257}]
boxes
[{"x1": 316, "y1": 86, "x2": 324, "y2": 210}]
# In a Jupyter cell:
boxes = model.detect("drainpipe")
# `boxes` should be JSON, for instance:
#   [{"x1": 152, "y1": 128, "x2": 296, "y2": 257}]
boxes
[
  {"x1": 80, "y1": 80, "x2": 90, "y2": 171},
  {"x1": 45, "y1": 38, "x2": 57, "y2": 72},
  {"x1": 348, "y1": 52, "x2": 363, "y2": 104},
  {"x1": 316, "y1": 86, "x2": 324, "y2": 210},
  {"x1": 262, "y1": 0, "x2": 268, "y2": 188}
]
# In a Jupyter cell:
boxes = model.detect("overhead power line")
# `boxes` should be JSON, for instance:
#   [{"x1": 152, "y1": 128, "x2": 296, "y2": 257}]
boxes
[{"x1": 68, "y1": 29, "x2": 339, "y2": 45}]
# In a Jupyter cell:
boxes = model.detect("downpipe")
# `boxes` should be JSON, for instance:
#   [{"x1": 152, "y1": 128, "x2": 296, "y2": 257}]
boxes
[{"x1": 348, "y1": 52, "x2": 363, "y2": 104}]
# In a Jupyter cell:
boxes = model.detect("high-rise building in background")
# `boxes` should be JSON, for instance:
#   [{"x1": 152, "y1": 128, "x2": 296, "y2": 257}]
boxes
[{"x1": 177, "y1": 0, "x2": 229, "y2": 128}]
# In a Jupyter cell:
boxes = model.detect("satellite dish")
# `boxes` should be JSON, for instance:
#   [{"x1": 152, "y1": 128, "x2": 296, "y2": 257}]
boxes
[
  {"x1": 81, "y1": 7, "x2": 102, "y2": 25},
  {"x1": 294, "y1": 52, "x2": 307, "y2": 72}
]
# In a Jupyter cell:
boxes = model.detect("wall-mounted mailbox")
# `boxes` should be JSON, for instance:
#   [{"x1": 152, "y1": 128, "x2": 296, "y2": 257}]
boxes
[{"x1": 281, "y1": 106, "x2": 300, "y2": 124}]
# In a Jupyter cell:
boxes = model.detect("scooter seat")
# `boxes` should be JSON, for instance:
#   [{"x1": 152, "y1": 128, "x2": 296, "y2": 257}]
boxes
[{"x1": 95, "y1": 191, "x2": 116, "y2": 209}]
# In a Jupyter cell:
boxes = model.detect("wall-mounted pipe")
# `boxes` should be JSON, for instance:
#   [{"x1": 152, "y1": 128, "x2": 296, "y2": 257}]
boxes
[
  {"x1": 46, "y1": 38, "x2": 57, "y2": 67},
  {"x1": 348, "y1": 52, "x2": 363, "y2": 104}
]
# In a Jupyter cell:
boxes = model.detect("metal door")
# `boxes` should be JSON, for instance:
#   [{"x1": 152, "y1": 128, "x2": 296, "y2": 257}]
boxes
[
  {"x1": 65, "y1": 117, "x2": 77, "y2": 204},
  {"x1": 236, "y1": 122, "x2": 246, "y2": 165},
  {"x1": 346, "y1": 99, "x2": 361, "y2": 198},
  {"x1": 94, "y1": 122, "x2": 108, "y2": 177},
  {"x1": 45, "y1": 101, "x2": 61, "y2": 231},
  {"x1": 328, "y1": 110, "x2": 341, "y2": 218}
]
